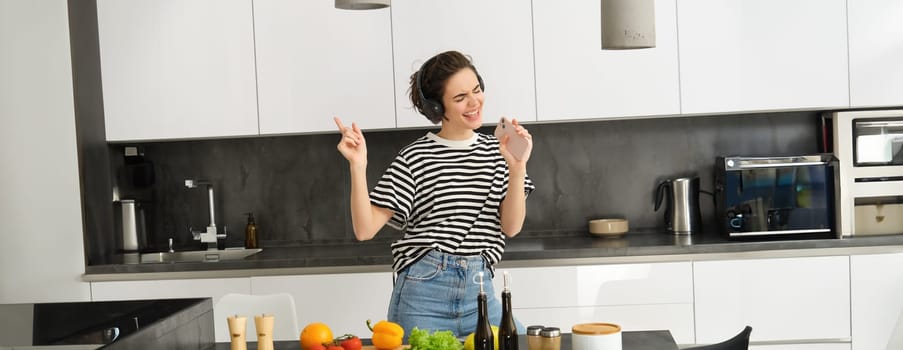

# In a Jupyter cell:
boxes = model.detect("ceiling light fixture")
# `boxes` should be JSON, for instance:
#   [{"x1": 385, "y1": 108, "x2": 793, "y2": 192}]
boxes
[
  {"x1": 601, "y1": 0, "x2": 656, "y2": 49},
  {"x1": 335, "y1": 0, "x2": 390, "y2": 10}
]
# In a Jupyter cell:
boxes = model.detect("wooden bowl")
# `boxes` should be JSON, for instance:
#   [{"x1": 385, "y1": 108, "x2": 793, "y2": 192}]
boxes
[{"x1": 588, "y1": 218, "x2": 629, "y2": 237}]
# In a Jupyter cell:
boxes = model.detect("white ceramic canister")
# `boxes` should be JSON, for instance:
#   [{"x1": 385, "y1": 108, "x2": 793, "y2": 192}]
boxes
[{"x1": 571, "y1": 323, "x2": 622, "y2": 350}]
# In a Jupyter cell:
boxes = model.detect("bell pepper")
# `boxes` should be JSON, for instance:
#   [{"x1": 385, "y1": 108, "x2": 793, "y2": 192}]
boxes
[{"x1": 367, "y1": 319, "x2": 404, "y2": 350}]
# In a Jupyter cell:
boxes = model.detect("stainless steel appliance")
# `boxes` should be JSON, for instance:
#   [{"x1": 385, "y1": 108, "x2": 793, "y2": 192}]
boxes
[
  {"x1": 714, "y1": 155, "x2": 836, "y2": 238},
  {"x1": 828, "y1": 109, "x2": 903, "y2": 236},
  {"x1": 120, "y1": 199, "x2": 146, "y2": 252},
  {"x1": 655, "y1": 176, "x2": 702, "y2": 235}
]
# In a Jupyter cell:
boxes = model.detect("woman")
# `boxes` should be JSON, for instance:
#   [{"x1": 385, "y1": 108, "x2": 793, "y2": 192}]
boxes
[{"x1": 334, "y1": 50, "x2": 534, "y2": 338}]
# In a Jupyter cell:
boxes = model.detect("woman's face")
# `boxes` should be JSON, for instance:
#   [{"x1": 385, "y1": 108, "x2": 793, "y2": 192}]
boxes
[{"x1": 441, "y1": 68, "x2": 484, "y2": 132}]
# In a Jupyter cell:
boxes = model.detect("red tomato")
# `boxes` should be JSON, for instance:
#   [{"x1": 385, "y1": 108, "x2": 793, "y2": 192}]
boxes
[
  {"x1": 340, "y1": 336, "x2": 363, "y2": 350},
  {"x1": 326, "y1": 346, "x2": 344, "y2": 350}
]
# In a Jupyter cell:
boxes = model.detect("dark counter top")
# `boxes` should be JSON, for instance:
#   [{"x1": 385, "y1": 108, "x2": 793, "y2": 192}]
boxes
[
  {"x1": 210, "y1": 330, "x2": 678, "y2": 350},
  {"x1": 83, "y1": 230, "x2": 903, "y2": 281}
]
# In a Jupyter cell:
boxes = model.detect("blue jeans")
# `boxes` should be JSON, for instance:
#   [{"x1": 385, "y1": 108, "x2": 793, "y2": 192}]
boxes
[{"x1": 387, "y1": 250, "x2": 524, "y2": 339}]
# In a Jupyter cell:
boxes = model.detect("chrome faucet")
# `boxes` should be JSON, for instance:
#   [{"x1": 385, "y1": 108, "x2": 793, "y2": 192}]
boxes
[{"x1": 185, "y1": 179, "x2": 224, "y2": 250}]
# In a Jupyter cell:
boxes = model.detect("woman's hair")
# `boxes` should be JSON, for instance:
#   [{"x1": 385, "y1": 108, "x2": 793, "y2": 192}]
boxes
[{"x1": 408, "y1": 51, "x2": 482, "y2": 124}]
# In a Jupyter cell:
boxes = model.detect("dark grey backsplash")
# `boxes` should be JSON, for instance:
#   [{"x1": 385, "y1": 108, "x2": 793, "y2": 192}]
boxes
[{"x1": 109, "y1": 111, "x2": 819, "y2": 252}]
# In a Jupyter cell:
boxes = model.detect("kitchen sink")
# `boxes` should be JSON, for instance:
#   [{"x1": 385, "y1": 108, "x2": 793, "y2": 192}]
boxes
[{"x1": 139, "y1": 248, "x2": 262, "y2": 264}]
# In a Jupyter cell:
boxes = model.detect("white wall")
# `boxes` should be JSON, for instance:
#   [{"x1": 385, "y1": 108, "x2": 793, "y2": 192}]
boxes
[{"x1": 0, "y1": 0, "x2": 91, "y2": 303}]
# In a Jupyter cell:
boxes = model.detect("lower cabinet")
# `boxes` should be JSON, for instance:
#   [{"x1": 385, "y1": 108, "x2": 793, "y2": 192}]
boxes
[
  {"x1": 251, "y1": 272, "x2": 394, "y2": 338},
  {"x1": 693, "y1": 256, "x2": 851, "y2": 347},
  {"x1": 850, "y1": 252, "x2": 903, "y2": 350},
  {"x1": 90, "y1": 278, "x2": 252, "y2": 304},
  {"x1": 495, "y1": 262, "x2": 695, "y2": 345}
]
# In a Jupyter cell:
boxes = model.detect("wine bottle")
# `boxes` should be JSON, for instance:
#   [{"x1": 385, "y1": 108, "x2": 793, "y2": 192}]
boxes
[
  {"x1": 498, "y1": 271, "x2": 518, "y2": 350},
  {"x1": 474, "y1": 272, "x2": 495, "y2": 350}
]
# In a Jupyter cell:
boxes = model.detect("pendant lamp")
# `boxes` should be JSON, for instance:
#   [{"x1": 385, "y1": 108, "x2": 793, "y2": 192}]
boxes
[
  {"x1": 601, "y1": 0, "x2": 656, "y2": 49},
  {"x1": 335, "y1": 0, "x2": 389, "y2": 10}
]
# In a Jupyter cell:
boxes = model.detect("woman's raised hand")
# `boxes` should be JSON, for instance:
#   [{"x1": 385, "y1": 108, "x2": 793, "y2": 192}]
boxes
[
  {"x1": 334, "y1": 117, "x2": 367, "y2": 167},
  {"x1": 498, "y1": 118, "x2": 533, "y2": 167}
]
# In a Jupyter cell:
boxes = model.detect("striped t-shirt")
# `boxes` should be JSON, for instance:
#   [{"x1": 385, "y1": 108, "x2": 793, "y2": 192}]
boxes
[{"x1": 370, "y1": 132, "x2": 535, "y2": 273}]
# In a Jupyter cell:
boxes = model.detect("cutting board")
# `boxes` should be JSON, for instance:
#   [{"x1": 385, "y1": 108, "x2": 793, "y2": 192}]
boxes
[{"x1": 361, "y1": 346, "x2": 404, "y2": 350}]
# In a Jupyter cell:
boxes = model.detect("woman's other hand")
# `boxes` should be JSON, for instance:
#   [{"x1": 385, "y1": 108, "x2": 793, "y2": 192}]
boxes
[
  {"x1": 334, "y1": 117, "x2": 367, "y2": 168},
  {"x1": 498, "y1": 118, "x2": 532, "y2": 169}
]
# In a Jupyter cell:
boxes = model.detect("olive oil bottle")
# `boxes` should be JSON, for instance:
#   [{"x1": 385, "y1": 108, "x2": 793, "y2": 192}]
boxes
[
  {"x1": 475, "y1": 272, "x2": 494, "y2": 350},
  {"x1": 498, "y1": 271, "x2": 518, "y2": 350}
]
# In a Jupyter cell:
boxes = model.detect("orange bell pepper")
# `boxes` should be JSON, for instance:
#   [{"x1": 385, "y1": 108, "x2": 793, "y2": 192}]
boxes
[{"x1": 367, "y1": 319, "x2": 404, "y2": 350}]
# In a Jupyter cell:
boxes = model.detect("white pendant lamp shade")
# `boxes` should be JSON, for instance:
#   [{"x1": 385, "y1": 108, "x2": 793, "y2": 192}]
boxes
[
  {"x1": 601, "y1": 0, "x2": 656, "y2": 49},
  {"x1": 335, "y1": 0, "x2": 389, "y2": 10}
]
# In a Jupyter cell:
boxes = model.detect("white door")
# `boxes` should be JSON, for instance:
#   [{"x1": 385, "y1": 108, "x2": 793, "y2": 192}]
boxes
[
  {"x1": 533, "y1": 0, "x2": 681, "y2": 121},
  {"x1": 97, "y1": 0, "x2": 259, "y2": 141},
  {"x1": 677, "y1": 0, "x2": 849, "y2": 114},
  {"x1": 848, "y1": 0, "x2": 903, "y2": 107},
  {"x1": 391, "y1": 0, "x2": 536, "y2": 129},
  {"x1": 254, "y1": 0, "x2": 395, "y2": 134}
]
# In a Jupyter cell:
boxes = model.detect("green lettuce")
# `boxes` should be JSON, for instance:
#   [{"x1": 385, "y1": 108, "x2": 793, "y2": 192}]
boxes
[{"x1": 408, "y1": 327, "x2": 464, "y2": 350}]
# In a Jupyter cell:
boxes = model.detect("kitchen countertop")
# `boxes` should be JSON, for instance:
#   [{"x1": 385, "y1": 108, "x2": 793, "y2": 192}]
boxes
[
  {"x1": 83, "y1": 230, "x2": 903, "y2": 282},
  {"x1": 210, "y1": 330, "x2": 679, "y2": 350}
]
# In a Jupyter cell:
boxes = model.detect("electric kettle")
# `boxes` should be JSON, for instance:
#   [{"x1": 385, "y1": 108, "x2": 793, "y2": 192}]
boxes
[{"x1": 654, "y1": 176, "x2": 702, "y2": 234}]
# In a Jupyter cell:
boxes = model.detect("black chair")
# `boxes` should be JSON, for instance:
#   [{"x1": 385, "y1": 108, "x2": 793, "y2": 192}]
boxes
[{"x1": 687, "y1": 326, "x2": 753, "y2": 350}]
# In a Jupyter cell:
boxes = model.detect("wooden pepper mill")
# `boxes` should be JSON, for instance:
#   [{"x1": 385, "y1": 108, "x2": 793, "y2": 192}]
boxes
[{"x1": 255, "y1": 314, "x2": 275, "y2": 350}]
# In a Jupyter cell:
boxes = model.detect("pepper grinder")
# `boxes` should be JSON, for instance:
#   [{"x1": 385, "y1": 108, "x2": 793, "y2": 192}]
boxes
[
  {"x1": 226, "y1": 315, "x2": 247, "y2": 350},
  {"x1": 255, "y1": 314, "x2": 274, "y2": 350}
]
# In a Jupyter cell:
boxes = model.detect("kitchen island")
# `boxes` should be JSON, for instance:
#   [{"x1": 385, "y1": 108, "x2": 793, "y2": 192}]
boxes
[{"x1": 212, "y1": 331, "x2": 680, "y2": 350}]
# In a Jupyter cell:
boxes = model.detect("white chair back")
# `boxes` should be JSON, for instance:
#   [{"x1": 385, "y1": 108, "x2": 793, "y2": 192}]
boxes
[{"x1": 214, "y1": 293, "x2": 299, "y2": 342}]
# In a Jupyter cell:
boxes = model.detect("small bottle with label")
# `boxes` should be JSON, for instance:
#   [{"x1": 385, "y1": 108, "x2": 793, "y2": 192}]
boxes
[
  {"x1": 474, "y1": 271, "x2": 495, "y2": 350},
  {"x1": 244, "y1": 212, "x2": 258, "y2": 249},
  {"x1": 498, "y1": 271, "x2": 518, "y2": 350}
]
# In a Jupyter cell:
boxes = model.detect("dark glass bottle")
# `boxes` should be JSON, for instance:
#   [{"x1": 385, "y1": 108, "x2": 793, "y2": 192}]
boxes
[
  {"x1": 475, "y1": 272, "x2": 494, "y2": 350},
  {"x1": 498, "y1": 271, "x2": 518, "y2": 350}
]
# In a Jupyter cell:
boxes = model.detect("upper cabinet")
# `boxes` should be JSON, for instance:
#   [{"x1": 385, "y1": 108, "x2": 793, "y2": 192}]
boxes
[
  {"x1": 848, "y1": 0, "x2": 903, "y2": 108},
  {"x1": 253, "y1": 0, "x2": 395, "y2": 134},
  {"x1": 677, "y1": 0, "x2": 849, "y2": 115},
  {"x1": 97, "y1": 0, "x2": 259, "y2": 141},
  {"x1": 390, "y1": 0, "x2": 536, "y2": 129},
  {"x1": 533, "y1": 0, "x2": 681, "y2": 121}
]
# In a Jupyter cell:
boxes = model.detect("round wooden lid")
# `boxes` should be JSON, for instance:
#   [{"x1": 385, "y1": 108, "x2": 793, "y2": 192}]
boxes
[{"x1": 572, "y1": 323, "x2": 621, "y2": 335}]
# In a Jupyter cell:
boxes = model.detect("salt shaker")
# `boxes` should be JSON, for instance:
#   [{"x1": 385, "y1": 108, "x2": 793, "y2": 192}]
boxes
[
  {"x1": 226, "y1": 315, "x2": 247, "y2": 350},
  {"x1": 526, "y1": 325, "x2": 545, "y2": 350},
  {"x1": 539, "y1": 327, "x2": 561, "y2": 350}
]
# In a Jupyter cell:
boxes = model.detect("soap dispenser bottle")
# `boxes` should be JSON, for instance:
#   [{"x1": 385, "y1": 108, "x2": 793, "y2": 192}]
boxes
[{"x1": 244, "y1": 212, "x2": 258, "y2": 249}]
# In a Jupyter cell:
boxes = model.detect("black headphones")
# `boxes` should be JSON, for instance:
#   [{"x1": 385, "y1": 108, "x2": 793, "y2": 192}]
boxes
[{"x1": 416, "y1": 58, "x2": 485, "y2": 124}]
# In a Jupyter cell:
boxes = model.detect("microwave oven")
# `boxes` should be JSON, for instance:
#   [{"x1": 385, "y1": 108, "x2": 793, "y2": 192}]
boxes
[
  {"x1": 827, "y1": 109, "x2": 903, "y2": 236},
  {"x1": 715, "y1": 154, "x2": 837, "y2": 238}
]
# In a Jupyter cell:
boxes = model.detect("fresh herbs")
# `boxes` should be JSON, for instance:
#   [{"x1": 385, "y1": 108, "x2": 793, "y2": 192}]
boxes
[{"x1": 407, "y1": 327, "x2": 464, "y2": 350}]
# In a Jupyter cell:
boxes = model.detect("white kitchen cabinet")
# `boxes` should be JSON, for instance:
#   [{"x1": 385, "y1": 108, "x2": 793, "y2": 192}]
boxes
[
  {"x1": 532, "y1": 0, "x2": 681, "y2": 121},
  {"x1": 850, "y1": 252, "x2": 903, "y2": 350},
  {"x1": 694, "y1": 256, "x2": 850, "y2": 345},
  {"x1": 251, "y1": 272, "x2": 394, "y2": 338},
  {"x1": 677, "y1": 0, "x2": 849, "y2": 114},
  {"x1": 390, "y1": 0, "x2": 536, "y2": 129},
  {"x1": 494, "y1": 262, "x2": 695, "y2": 344},
  {"x1": 253, "y1": 0, "x2": 395, "y2": 134},
  {"x1": 97, "y1": 0, "x2": 259, "y2": 141},
  {"x1": 848, "y1": 0, "x2": 903, "y2": 107},
  {"x1": 90, "y1": 278, "x2": 251, "y2": 304},
  {"x1": 0, "y1": 0, "x2": 91, "y2": 303}
]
